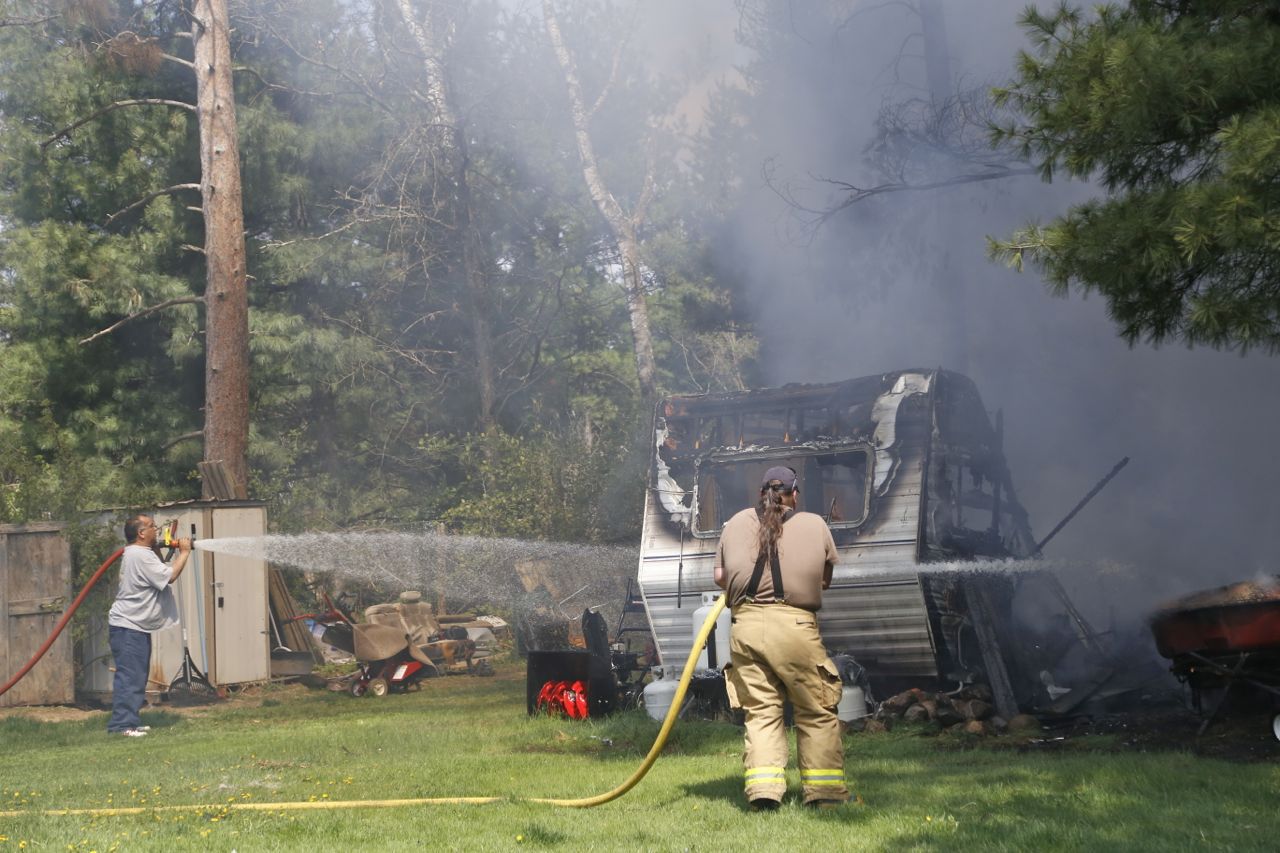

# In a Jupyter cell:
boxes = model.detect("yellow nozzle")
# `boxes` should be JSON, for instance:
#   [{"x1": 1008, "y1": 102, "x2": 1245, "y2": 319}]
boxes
[
  {"x1": 158, "y1": 520, "x2": 196, "y2": 551},
  {"x1": 160, "y1": 519, "x2": 179, "y2": 548}
]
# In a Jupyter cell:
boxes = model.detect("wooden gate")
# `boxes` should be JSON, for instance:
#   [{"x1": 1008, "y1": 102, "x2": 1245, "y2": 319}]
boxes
[{"x1": 1, "y1": 523, "x2": 74, "y2": 707}]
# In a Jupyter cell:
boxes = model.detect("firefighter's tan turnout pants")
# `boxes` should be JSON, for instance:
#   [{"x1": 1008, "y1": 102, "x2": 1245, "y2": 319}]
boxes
[{"x1": 724, "y1": 602, "x2": 849, "y2": 805}]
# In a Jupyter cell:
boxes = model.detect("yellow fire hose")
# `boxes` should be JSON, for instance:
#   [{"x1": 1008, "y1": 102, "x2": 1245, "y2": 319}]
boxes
[{"x1": 1, "y1": 596, "x2": 728, "y2": 818}]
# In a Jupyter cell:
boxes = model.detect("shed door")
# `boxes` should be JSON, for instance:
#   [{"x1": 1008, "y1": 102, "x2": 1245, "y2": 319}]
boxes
[
  {"x1": 1, "y1": 525, "x2": 74, "y2": 707},
  {"x1": 208, "y1": 508, "x2": 269, "y2": 684}
]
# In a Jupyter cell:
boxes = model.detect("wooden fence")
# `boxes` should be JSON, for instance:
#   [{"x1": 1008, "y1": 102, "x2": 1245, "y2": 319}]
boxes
[{"x1": 1, "y1": 523, "x2": 74, "y2": 707}]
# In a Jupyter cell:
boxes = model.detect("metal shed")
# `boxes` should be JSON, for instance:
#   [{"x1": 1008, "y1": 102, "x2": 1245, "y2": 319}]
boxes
[{"x1": 1, "y1": 523, "x2": 74, "y2": 707}]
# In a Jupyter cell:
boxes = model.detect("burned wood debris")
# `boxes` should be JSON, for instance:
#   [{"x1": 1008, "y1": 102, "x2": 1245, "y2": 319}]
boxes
[{"x1": 856, "y1": 684, "x2": 1043, "y2": 737}]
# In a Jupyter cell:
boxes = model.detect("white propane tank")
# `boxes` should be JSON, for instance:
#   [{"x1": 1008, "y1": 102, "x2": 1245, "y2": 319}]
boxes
[
  {"x1": 837, "y1": 684, "x2": 867, "y2": 722},
  {"x1": 692, "y1": 592, "x2": 731, "y2": 670},
  {"x1": 643, "y1": 666, "x2": 679, "y2": 721}
]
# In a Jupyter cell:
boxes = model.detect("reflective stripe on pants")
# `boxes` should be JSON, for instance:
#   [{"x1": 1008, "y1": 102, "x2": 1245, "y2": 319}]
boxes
[
  {"x1": 744, "y1": 766, "x2": 786, "y2": 793},
  {"x1": 800, "y1": 768, "x2": 847, "y2": 789}
]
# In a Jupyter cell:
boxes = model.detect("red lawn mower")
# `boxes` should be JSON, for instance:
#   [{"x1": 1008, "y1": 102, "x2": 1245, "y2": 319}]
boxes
[{"x1": 305, "y1": 592, "x2": 477, "y2": 697}]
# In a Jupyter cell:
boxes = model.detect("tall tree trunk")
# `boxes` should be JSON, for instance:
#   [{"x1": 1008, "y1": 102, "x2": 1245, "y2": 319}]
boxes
[
  {"x1": 542, "y1": 0, "x2": 658, "y2": 399},
  {"x1": 393, "y1": 0, "x2": 497, "y2": 433},
  {"x1": 919, "y1": 0, "x2": 968, "y2": 374},
  {"x1": 193, "y1": 0, "x2": 250, "y2": 499},
  {"x1": 456, "y1": 143, "x2": 498, "y2": 434}
]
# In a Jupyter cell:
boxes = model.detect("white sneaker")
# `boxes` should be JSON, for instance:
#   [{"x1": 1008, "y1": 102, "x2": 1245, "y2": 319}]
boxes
[
  {"x1": 134, "y1": 725, "x2": 152, "y2": 732},
  {"x1": 120, "y1": 728, "x2": 148, "y2": 737}
]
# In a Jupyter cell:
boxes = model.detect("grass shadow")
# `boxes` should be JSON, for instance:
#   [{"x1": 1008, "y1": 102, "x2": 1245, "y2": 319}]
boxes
[
  {"x1": 682, "y1": 773, "x2": 866, "y2": 821},
  {"x1": 844, "y1": 737, "x2": 1280, "y2": 849}
]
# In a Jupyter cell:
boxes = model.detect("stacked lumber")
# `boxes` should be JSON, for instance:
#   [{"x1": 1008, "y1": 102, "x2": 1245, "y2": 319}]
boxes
[{"x1": 268, "y1": 569, "x2": 320, "y2": 661}]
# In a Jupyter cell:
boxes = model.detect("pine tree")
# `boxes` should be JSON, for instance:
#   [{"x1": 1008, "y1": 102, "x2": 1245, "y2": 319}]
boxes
[
  {"x1": 990, "y1": 1, "x2": 1280, "y2": 352},
  {"x1": 0, "y1": 1, "x2": 207, "y2": 504},
  {"x1": 0, "y1": 1, "x2": 391, "y2": 515}
]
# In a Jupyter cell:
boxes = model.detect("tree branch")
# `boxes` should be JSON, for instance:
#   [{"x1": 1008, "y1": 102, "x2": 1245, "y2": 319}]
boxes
[
  {"x1": 261, "y1": 217, "x2": 360, "y2": 249},
  {"x1": 0, "y1": 13, "x2": 59, "y2": 28},
  {"x1": 41, "y1": 99, "x2": 196, "y2": 149},
  {"x1": 632, "y1": 129, "x2": 659, "y2": 226},
  {"x1": 320, "y1": 311, "x2": 452, "y2": 375},
  {"x1": 771, "y1": 164, "x2": 1039, "y2": 227},
  {"x1": 105, "y1": 183, "x2": 201, "y2": 225},
  {"x1": 827, "y1": 166, "x2": 1037, "y2": 205},
  {"x1": 588, "y1": 9, "x2": 637, "y2": 119},
  {"x1": 162, "y1": 52, "x2": 195, "y2": 70},
  {"x1": 79, "y1": 297, "x2": 205, "y2": 345},
  {"x1": 161, "y1": 430, "x2": 203, "y2": 451},
  {"x1": 233, "y1": 34, "x2": 394, "y2": 114}
]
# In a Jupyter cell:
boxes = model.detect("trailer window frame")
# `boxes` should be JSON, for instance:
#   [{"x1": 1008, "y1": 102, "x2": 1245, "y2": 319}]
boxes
[{"x1": 690, "y1": 444, "x2": 874, "y2": 538}]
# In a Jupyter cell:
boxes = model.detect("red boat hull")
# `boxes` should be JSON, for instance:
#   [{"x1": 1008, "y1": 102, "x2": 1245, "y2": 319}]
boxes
[{"x1": 1150, "y1": 577, "x2": 1280, "y2": 659}]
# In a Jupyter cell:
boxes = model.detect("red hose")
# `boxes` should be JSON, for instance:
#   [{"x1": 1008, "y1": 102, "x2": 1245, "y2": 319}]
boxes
[{"x1": 0, "y1": 546, "x2": 124, "y2": 698}]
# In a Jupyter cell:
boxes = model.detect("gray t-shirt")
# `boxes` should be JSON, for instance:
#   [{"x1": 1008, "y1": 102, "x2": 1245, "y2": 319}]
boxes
[{"x1": 107, "y1": 544, "x2": 178, "y2": 632}]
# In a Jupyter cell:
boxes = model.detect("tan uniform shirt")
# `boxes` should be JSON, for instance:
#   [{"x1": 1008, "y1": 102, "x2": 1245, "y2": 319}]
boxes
[{"x1": 715, "y1": 508, "x2": 838, "y2": 612}]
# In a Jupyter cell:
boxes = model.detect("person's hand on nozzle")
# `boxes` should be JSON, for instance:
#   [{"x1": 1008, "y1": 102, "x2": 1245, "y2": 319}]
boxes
[{"x1": 176, "y1": 537, "x2": 192, "y2": 554}]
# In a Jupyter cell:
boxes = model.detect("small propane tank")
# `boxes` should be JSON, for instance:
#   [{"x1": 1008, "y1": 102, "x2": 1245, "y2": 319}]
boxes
[
  {"x1": 837, "y1": 684, "x2": 867, "y2": 722},
  {"x1": 691, "y1": 592, "x2": 731, "y2": 670},
  {"x1": 643, "y1": 666, "x2": 679, "y2": 721}
]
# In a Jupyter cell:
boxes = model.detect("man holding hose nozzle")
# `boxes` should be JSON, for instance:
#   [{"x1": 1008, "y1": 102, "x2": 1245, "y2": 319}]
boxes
[
  {"x1": 715, "y1": 466, "x2": 849, "y2": 811},
  {"x1": 106, "y1": 514, "x2": 191, "y2": 737}
]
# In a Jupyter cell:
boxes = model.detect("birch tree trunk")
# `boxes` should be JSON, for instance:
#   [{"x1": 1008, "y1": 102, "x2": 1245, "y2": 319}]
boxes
[
  {"x1": 542, "y1": 0, "x2": 658, "y2": 399},
  {"x1": 193, "y1": 0, "x2": 250, "y2": 498}
]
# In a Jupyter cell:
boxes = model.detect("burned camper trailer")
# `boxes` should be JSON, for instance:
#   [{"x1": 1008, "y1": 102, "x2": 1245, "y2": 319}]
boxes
[{"x1": 637, "y1": 369, "x2": 1045, "y2": 709}]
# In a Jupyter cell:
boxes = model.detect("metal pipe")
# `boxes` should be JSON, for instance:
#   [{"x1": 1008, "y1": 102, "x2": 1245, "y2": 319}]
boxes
[{"x1": 1035, "y1": 456, "x2": 1130, "y2": 554}]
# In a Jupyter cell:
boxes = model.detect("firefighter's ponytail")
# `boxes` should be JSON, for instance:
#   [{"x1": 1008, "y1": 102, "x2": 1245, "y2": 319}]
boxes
[{"x1": 756, "y1": 485, "x2": 787, "y2": 560}]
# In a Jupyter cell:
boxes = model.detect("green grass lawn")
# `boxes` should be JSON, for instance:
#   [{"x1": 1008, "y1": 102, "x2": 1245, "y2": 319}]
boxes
[{"x1": 2, "y1": 661, "x2": 1277, "y2": 851}]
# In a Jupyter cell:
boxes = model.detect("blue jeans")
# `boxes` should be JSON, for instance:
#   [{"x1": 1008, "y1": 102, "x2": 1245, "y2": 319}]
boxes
[{"x1": 108, "y1": 625, "x2": 151, "y2": 732}]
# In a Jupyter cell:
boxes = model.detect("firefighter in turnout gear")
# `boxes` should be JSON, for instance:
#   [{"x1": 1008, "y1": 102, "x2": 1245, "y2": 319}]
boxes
[{"x1": 714, "y1": 465, "x2": 849, "y2": 810}]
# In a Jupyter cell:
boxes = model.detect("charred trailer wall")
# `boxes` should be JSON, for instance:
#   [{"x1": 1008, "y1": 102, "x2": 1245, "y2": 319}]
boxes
[
  {"x1": 639, "y1": 371, "x2": 949, "y2": 676},
  {"x1": 915, "y1": 371, "x2": 1039, "y2": 693}
]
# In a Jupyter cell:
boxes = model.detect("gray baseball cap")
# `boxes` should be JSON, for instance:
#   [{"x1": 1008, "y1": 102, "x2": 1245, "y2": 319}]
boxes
[{"x1": 760, "y1": 466, "x2": 797, "y2": 490}]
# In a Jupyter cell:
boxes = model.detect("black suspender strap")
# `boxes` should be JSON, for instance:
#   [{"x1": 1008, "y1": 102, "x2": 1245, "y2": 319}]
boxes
[{"x1": 745, "y1": 509, "x2": 794, "y2": 603}]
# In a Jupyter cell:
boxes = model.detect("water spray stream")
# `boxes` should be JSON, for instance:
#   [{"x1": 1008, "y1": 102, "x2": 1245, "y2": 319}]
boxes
[
  {"x1": 854, "y1": 558, "x2": 1053, "y2": 580},
  {"x1": 194, "y1": 531, "x2": 1044, "y2": 592},
  {"x1": 195, "y1": 531, "x2": 643, "y2": 646},
  {"x1": 196, "y1": 531, "x2": 636, "y2": 609}
]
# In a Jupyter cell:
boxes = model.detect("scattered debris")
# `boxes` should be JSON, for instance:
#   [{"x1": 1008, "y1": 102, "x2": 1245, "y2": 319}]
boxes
[{"x1": 308, "y1": 590, "x2": 501, "y2": 698}]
